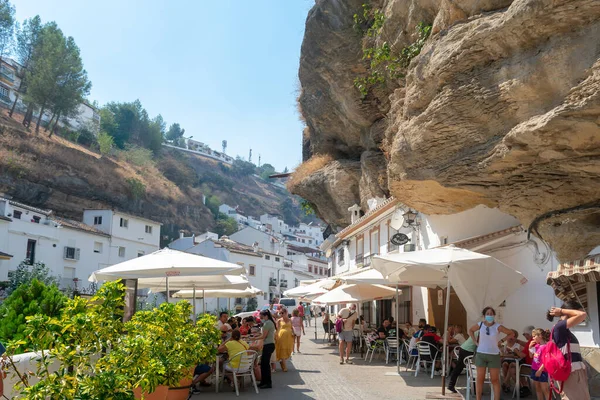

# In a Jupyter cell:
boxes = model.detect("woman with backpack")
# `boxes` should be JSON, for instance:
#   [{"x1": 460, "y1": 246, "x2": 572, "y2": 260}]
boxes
[{"x1": 545, "y1": 301, "x2": 589, "y2": 400}]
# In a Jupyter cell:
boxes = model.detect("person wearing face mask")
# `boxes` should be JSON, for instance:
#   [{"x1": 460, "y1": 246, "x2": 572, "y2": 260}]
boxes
[{"x1": 468, "y1": 307, "x2": 515, "y2": 400}]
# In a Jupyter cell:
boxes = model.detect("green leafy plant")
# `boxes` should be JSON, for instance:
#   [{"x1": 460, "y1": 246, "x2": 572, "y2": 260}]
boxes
[
  {"x1": 126, "y1": 302, "x2": 220, "y2": 388},
  {"x1": 126, "y1": 177, "x2": 146, "y2": 199},
  {"x1": 0, "y1": 279, "x2": 67, "y2": 351},
  {"x1": 118, "y1": 144, "x2": 156, "y2": 168},
  {"x1": 97, "y1": 131, "x2": 114, "y2": 155},
  {"x1": 300, "y1": 199, "x2": 317, "y2": 216},
  {"x1": 353, "y1": 1, "x2": 432, "y2": 99},
  {"x1": 6, "y1": 260, "x2": 60, "y2": 295}
]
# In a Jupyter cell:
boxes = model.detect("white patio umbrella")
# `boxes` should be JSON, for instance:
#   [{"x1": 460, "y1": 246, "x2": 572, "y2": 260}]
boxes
[
  {"x1": 311, "y1": 283, "x2": 398, "y2": 305},
  {"x1": 173, "y1": 286, "x2": 263, "y2": 299},
  {"x1": 89, "y1": 248, "x2": 245, "y2": 282},
  {"x1": 342, "y1": 268, "x2": 388, "y2": 285},
  {"x1": 373, "y1": 245, "x2": 527, "y2": 393}
]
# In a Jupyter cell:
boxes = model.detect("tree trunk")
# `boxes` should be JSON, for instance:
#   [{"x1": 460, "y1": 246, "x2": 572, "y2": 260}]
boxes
[
  {"x1": 23, "y1": 103, "x2": 33, "y2": 128},
  {"x1": 35, "y1": 103, "x2": 46, "y2": 134},
  {"x1": 49, "y1": 112, "x2": 61, "y2": 137},
  {"x1": 9, "y1": 80, "x2": 22, "y2": 118}
]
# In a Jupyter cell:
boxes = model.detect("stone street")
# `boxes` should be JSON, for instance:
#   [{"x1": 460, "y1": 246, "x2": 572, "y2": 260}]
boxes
[{"x1": 192, "y1": 323, "x2": 473, "y2": 400}]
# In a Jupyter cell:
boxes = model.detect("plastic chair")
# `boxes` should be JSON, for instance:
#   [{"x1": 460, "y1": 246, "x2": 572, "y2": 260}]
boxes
[
  {"x1": 352, "y1": 329, "x2": 362, "y2": 353},
  {"x1": 403, "y1": 339, "x2": 417, "y2": 370},
  {"x1": 415, "y1": 342, "x2": 441, "y2": 378},
  {"x1": 385, "y1": 337, "x2": 400, "y2": 365},
  {"x1": 221, "y1": 350, "x2": 259, "y2": 396},
  {"x1": 364, "y1": 335, "x2": 385, "y2": 362},
  {"x1": 512, "y1": 363, "x2": 533, "y2": 399},
  {"x1": 465, "y1": 355, "x2": 494, "y2": 400},
  {"x1": 322, "y1": 322, "x2": 334, "y2": 343}
]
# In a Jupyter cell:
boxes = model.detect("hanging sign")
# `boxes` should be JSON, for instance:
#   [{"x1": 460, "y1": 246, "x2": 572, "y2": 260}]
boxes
[{"x1": 437, "y1": 289, "x2": 444, "y2": 306}]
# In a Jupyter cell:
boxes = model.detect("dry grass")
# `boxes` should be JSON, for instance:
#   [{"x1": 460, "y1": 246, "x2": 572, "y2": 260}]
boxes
[{"x1": 287, "y1": 154, "x2": 334, "y2": 190}]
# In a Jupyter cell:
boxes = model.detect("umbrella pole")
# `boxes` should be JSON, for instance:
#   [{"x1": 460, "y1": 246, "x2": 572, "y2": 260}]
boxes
[
  {"x1": 441, "y1": 274, "x2": 451, "y2": 395},
  {"x1": 165, "y1": 277, "x2": 169, "y2": 304},
  {"x1": 193, "y1": 286, "x2": 197, "y2": 323},
  {"x1": 396, "y1": 284, "x2": 400, "y2": 375},
  {"x1": 202, "y1": 290, "x2": 205, "y2": 314},
  {"x1": 314, "y1": 304, "x2": 317, "y2": 340}
]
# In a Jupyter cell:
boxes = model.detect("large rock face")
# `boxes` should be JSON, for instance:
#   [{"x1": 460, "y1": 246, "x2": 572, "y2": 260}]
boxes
[{"x1": 294, "y1": 0, "x2": 600, "y2": 261}]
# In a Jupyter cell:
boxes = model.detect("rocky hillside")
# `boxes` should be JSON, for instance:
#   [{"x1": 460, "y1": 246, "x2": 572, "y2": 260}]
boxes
[
  {"x1": 291, "y1": 0, "x2": 600, "y2": 261},
  {"x1": 0, "y1": 115, "x2": 306, "y2": 245}
]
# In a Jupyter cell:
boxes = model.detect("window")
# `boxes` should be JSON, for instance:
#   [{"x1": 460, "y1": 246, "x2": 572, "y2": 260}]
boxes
[
  {"x1": 265, "y1": 255, "x2": 270, "y2": 260},
  {"x1": 93, "y1": 242, "x2": 103, "y2": 254},
  {"x1": 120, "y1": 218, "x2": 128, "y2": 228},
  {"x1": 249, "y1": 265, "x2": 255, "y2": 276},
  {"x1": 32, "y1": 216, "x2": 41, "y2": 224},
  {"x1": 93, "y1": 216, "x2": 102, "y2": 225},
  {"x1": 440, "y1": 236, "x2": 448, "y2": 245},
  {"x1": 275, "y1": 257, "x2": 280, "y2": 262},
  {"x1": 118, "y1": 246, "x2": 126, "y2": 257},
  {"x1": 319, "y1": 267, "x2": 323, "y2": 275},
  {"x1": 309, "y1": 240, "x2": 312, "y2": 244},
  {"x1": 308, "y1": 265, "x2": 313, "y2": 273},
  {"x1": 145, "y1": 225, "x2": 152, "y2": 234},
  {"x1": 0, "y1": 85, "x2": 8, "y2": 98},
  {"x1": 13, "y1": 210, "x2": 21, "y2": 219},
  {"x1": 356, "y1": 236, "x2": 364, "y2": 257},
  {"x1": 371, "y1": 229, "x2": 380, "y2": 255},
  {"x1": 63, "y1": 246, "x2": 80, "y2": 260},
  {"x1": 137, "y1": 251, "x2": 145, "y2": 257},
  {"x1": 337, "y1": 248, "x2": 345, "y2": 265},
  {"x1": 26, "y1": 239, "x2": 36, "y2": 264}
]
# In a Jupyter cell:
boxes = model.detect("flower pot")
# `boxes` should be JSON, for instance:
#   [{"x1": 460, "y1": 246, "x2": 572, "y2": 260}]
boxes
[
  {"x1": 133, "y1": 384, "x2": 168, "y2": 400},
  {"x1": 166, "y1": 371, "x2": 194, "y2": 400}
]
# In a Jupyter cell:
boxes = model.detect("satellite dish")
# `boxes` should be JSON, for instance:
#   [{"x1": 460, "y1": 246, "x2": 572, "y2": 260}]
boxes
[
  {"x1": 390, "y1": 209, "x2": 404, "y2": 230},
  {"x1": 390, "y1": 233, "x2": 410, "y2": 246},
  {"x1": 325, "y1": 248, "x2": 332, "y2": 258}
]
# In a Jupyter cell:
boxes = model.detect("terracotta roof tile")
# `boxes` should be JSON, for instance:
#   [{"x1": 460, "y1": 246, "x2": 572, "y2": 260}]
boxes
[{"x1": 51, "y1": 216, "x2": 110, "y2": 237}]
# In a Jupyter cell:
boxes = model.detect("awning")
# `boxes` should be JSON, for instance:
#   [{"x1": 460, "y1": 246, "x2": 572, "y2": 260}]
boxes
[
  {"x1": 547, "y1": 254, "x2": 600, "y2": 303},
  {"x1": 0, "y1": 251, "x2": 13, "y2": 260}
]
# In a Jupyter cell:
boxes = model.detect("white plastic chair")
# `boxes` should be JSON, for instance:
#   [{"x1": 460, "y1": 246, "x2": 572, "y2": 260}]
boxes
[
  {"x1": 465, "y1": 355, "x2": 494, "y2": 400},
  {"x1": 364, "y1": 336, "x2": 385, "y2": 362},
  {"x1": 403, "y1": 339, "x2": 417, "y2": 370},
  {"x1": 415, "y1": 341, "x2": 441, "y2": 378},
  {"x1": 512, "y1": 363, "x2": 533, "y2": 398},
  {"x1": 221, "y1": 350, "x2": 259, "y2": 396},
  {"x1": 385, "y1": 337, "x2": 400, "y2": 365}
]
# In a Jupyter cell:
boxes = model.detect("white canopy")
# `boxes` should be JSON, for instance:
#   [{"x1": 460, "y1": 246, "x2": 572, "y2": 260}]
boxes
[
  {"x1": 89, "y1": 248, "x2": 245, "y2": 282},
  {"x1": 172, "y1": 286, "x2": 263, "y2": 299},
  {"x1": 140, "y1": 274, "x2": 250, "y2": 291},
  {"x1": 342, "y1": 268, "x2": 388, "y2": 285},
  {"x1": 283, "y1": 278, "x2": 337, "y2": 300},
  {"x1": 372, "y1": 245, "x2": 527, "y2": 318},
  {"x1": 311, "y1": 283, "x2": 398, "y2": 305}
]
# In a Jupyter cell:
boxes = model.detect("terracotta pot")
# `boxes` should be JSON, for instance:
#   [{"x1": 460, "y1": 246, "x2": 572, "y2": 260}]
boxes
[
  {"x1": 133, "y1": 384, "x2": 168, "y2": 400},
  {"x1": 166, "y1": 370, "x2": 194, "y2": 400}
]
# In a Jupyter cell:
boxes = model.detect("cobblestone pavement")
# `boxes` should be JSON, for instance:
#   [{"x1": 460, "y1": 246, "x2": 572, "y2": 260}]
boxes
[{"x1": 191, "y1": 320, "x2": 456, "y2": 399}]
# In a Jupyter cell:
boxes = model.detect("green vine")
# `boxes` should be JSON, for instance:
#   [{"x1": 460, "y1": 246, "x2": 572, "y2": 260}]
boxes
[{"x1": 353, "y1": 3, "x2": 432, "y2": 99}]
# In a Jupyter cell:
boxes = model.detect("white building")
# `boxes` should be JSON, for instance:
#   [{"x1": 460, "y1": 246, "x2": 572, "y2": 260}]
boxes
[
  {"x1": 0, "y1": 198, "x2": 163, "y2": 293},
  {"x1": 229, "y1": 226, "x2": 287, "y2": 256},
  {"x1": 218, "y1": 204, "x2": 248, "y2": 226},
  {"x1": 259, "y1": 214, "x2": 288, "y2": 235},
  {"x1": 82, "y1": 210, "x2": 161, "y2": 264},
  {"x1": 184, "y1": 238, "x2": 303, "y2": 310},
  {"x1": 322, "y1": 198, "x2": 569, "y2": 339},
  {"x1": 168, "y1": 231, "x2": 218, "y2": 252}
]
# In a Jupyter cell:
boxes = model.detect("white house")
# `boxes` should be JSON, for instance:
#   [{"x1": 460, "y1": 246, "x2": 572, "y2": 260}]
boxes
[
  {"x1": 218, "y1": 204, "x2": 248, "y2": 226},
  {"x1": 168, "y1": 231, "x2": 218, "y2": 251},
  {"x1": 229, "y1": 226, "x2": 287, "y2": 256},
  {"x1": 82, "y1": 210, "x2": 161, "y2": 265},
  {"x1": 259, "y1": 214, "x2": 288, "y2": 235}
]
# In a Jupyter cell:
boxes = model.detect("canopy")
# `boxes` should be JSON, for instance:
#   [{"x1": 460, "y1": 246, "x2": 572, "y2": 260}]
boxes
[
  {"x1": 311, "y1": 283, "x2": 398, "y2": 305},
  {"x1": 283, "y1": 278, "x2": 337, "y2": 300},
  {"x1": 342, "y1": 268, "x2": 388, "y2": 285},
  {"x1": 173, "y1": 286, "x2": 263, "y2": 299},
  {"x1": 89, "y1": 248, "x2": 245, "y2": 282},
  {"x1": 141, "y1": 274, "x2": 250, "y2": 291},
  {"x1": 372, "y1": 245, "x2": 527, "y2": 318}
]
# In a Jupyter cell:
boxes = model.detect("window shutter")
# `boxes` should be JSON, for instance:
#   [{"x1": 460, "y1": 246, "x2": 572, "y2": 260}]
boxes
[{"x1": 75, "y1": 248, "x2": 81, "y2": 260}]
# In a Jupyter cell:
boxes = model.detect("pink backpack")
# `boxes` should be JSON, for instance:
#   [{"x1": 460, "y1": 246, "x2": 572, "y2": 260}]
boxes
[
  {"x1": 335, "y1": 318, "x2": 344, "y2": 333},
  {"x1": 540, "y1": 327, "x2": 571, "y2": 393}
]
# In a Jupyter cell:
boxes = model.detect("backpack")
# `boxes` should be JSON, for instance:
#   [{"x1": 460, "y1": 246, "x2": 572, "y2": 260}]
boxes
[
  {"x1": 335, "y1": 318, "x2": 344, "y2": 333},
  {"x1": 540, "y1": 327, "x2": 571, "y2": 393}
]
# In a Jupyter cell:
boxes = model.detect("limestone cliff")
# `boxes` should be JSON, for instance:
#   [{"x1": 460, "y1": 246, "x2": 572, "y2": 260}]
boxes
[{"x1": 292, "y1": 0, "x2": 600, "y2": 261}]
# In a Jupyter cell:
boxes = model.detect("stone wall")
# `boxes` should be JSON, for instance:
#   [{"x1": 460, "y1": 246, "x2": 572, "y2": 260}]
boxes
[{"x1": 581, "y1": 347, "x2": 600, "y2": 398}]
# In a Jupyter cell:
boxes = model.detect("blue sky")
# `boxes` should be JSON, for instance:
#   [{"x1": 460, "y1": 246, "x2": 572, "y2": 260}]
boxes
[{"x1": 13, "y1": 0, "x2": 313, "y2": 171}]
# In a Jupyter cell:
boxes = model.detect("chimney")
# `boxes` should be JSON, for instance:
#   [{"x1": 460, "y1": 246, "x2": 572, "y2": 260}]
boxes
[
  {"x1": 179, "y1": 230, "x2": 185, "y2": 239},
  {"x1": 348, "y1": 204, "x2": 362, "y2": 224}
]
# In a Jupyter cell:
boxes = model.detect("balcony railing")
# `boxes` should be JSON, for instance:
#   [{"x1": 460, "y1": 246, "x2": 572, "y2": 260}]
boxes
[{"x1": 355, "y1": 253, "x2": 364, "y2": 267}]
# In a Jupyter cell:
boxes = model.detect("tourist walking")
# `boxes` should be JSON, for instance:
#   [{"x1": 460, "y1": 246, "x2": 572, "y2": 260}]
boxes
[
  {"x1": 529, "y1": 328, "x2": 550, "y2": 400},
  {"x1": 291, "y1": 308, "x2": 305, "y2": 353},
  {"x1": 546, "y1": 301, "x2": 589, "y2": 400},
  {"x1": 338, "y1": 303, "x2": 358, "y2": 364},
  {"x1": 258, "y1": 310, "x2": 276, "y2": 389},
  {"x1": 468, "y1": 306, "x2": 515, "y2": 400},
  {"x1": 275, "y1": 308, "x2": 294, "y2": 372},
  {"x1": 298, "y1": 302, "x2": 306, "y2": 327}
]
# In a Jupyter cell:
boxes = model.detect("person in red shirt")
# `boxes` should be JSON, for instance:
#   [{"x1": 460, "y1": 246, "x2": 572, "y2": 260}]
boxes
[
  {"x1": 297, "y1": 303, "x2": 306, "y2": 326},
  {"x1": 517, "y1": 325, "x2": 535, "y2": 365}
]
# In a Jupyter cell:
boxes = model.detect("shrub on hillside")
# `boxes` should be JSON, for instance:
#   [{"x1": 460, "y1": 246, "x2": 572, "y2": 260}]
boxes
[
  {"x1": 231, "y1": 157, "x2": 256, "y2": 177},
  {"x1": 77, "y1": 127, "x2": 98, "y2": 147},
  {"x1": 118, "y1": 144, "x2": 155, "y2": 168},
  {"x1": 159, "y1": 155, "x2": 198, "y2": 188},
  {"x1": 0, "y1": 279, "x2": 67, "y2": 349},
  {"x1": 198, "y1": 171, "x2": 234, "y2": 191},
  {"x1": 97, "y1": 131, "x2": 114, "y2": 155},
  {"x1": 126, "y1": 177, "x2": 146, "y2": 199},
  {"x1": 214, "y1": 213, "x2": 238, "y2": 236}
]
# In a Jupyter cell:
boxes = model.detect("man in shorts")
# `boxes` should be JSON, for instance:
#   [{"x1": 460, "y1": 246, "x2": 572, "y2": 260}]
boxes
[
  {"x1": 191, "y1": 363, "x2": 214, "y2": 393},
  {"x1": 337, "y1": 304, "x2": 358, "y2": 364}
]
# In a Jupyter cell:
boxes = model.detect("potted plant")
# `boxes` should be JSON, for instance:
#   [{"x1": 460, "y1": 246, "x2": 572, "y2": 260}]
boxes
[{"x1": 126, "y1": 302, "x2": 220, "y2": 400}]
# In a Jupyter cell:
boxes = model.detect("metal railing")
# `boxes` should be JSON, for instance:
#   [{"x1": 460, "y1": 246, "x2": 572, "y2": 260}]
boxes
[{"x1": 355, "y1": 253, "x2": 364, "y2": 266}]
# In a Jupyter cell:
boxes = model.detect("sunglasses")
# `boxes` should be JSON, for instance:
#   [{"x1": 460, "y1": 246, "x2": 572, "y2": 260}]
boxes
[{"x1": 486, "y1": 326, "x2": 490, "y2": 336}]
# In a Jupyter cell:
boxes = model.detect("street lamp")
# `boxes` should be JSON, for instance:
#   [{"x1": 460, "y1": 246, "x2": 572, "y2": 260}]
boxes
[{"x1": 403, "y1": 209, "x2": 419, "y2": 227}]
